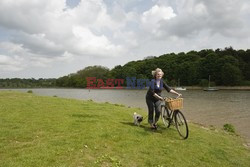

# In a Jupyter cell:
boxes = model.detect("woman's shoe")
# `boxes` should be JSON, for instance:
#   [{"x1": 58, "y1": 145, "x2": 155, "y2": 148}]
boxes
[
  {"x1": 153, "y1": 123, "x2": 158, "y2": 129},
  {"x1": 150, "y1": 124, "x2": 156, "y2": 129}
]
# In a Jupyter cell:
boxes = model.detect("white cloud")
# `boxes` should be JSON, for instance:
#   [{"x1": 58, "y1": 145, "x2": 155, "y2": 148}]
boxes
[
  {"x1": 157, "y1": 0, "x2": 249, "y2": 38},
  {"x1": 0, "y1": 0, "x2": 127, "y2": 59},
  {"x1": 0, "y1": 41, "x2": 75, "y2": 71},
  {"x1": 142, "y1": 5, "x2": 176, "y2": 22},
  {"x1": 113, "y1": 30, "x2": 138, "y2": 48},
  {"x1": 0, "y1": 0, "x2": 132, "y2": 77},
  {"x1": 71, "y1": 25, "x2": 123, "y2": 57},
  {"x1": 0, "y1": 42, "x2": 25, "y2": 55},
  {"x1": 0, "y1": 0, "x2": 249, "y2": 78},
  {"x1": 141, "y1": 5, "x2": 176, "y2": 36},
  {"x1": 56, "y1": 51, "x2": 74, "y2": 62},
  {"x1": 14, "y1": 33, "x2": 64, "y2": 56},
  {"x1": 0, "y1": 54, "x2": 24, "y2": 71},
  {"x1": 0, "y1": 0, "x2": 66, "y2": 33}
]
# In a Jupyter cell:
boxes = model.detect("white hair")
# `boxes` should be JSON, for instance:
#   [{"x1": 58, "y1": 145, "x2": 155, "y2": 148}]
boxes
[{"x1": 152, "y1": 68, "x2": 164, "y2": 77}]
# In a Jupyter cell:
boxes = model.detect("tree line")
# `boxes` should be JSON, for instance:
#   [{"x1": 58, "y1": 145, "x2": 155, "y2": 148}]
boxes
[
  {"x1": 1, "y1": 47, "x2": 250, "y2": 88},
  {"x1": 0, "y1": 78, "x2": 56, "y2": 88}
]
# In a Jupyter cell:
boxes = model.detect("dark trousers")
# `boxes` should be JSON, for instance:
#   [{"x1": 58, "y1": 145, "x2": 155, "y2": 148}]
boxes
[{"x1": 146, "y1": 95, "x2": 162, "y2": 124}]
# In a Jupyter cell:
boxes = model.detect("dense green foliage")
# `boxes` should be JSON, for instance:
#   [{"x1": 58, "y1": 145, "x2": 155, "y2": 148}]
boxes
[
  {"x1": 56, "y1": 65, "x2": 110, "y2": 88},
  {"x1": 0, "y1": 78, "x2": 56, "y2": 88},
  {"x1": 1, "y1": 47, "x2": 250, "y2": 88},
  {"x1": 111, "y1": 47, "x2": 250, "y2": 86},
  {"x1": 1, "y1": 91, "x2": 250, "y2": 166},
  {"x1": 56, "y1": 47, "x2": 250, "y2": 87}
]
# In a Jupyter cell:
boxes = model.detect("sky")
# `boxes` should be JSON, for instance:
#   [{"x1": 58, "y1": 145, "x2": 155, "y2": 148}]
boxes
[{"x1": 0, "y1": 0, "x2": 250, "y2": 79}]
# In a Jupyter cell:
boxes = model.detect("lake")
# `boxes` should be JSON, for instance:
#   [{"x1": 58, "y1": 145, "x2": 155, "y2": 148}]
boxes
[{"x1": 2, "y1": 88, "x2": 250, "y2": 144}]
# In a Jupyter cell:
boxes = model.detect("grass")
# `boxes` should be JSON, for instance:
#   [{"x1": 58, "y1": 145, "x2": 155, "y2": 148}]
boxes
[{"x1": 0, "y1": 91, "x2": 249, "y2": 167}]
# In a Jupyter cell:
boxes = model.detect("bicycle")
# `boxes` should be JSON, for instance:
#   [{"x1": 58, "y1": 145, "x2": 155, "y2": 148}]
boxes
[{"x1": 161, "y1": 96, "x2": 189, "y2": 139}]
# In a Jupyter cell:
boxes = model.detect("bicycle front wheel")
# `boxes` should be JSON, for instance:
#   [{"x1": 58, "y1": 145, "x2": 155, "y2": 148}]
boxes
[
  {"x1": 174, "y1": 110, "x2": 189, "y2": 139},
  {"x1": 161, "y1": 105, "x2": 171, "y2": 128}
]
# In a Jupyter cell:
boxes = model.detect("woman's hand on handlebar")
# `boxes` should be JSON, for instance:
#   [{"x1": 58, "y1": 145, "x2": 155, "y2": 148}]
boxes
[
  {"x1": 170, "y1": 89, "x2": 182, "y2": 98},
  {"x1": 177, "y1": 93, "x2": 182, "y2": 98}
]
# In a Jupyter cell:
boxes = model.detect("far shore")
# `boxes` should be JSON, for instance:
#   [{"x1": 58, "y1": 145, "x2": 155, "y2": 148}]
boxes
[
  {"x1": 185, "y1": 86, "x2": 250, "y2": 90},
  {"x1": 1, "y1": 86, "x2": 250, "y2": 90}
]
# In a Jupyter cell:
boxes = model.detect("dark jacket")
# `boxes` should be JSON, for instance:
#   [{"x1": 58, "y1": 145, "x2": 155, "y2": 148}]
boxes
[{"x1": 146, "y1": 79, "x2": 172, "y2": 101}]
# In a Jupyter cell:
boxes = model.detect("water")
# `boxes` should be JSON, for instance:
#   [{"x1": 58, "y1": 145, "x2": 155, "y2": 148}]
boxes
[{"x1": 2, "y1": 88, "x2": 250, "y2": 144}]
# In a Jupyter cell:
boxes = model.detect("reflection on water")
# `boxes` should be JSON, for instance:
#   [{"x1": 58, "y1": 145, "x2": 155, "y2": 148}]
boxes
[{"x1": 3, "y1": 88, "x2": 250, "y2": 143}]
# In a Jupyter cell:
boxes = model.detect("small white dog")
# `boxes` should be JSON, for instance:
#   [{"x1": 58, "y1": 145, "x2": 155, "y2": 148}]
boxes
[{"x1": 133, "y1": 112, "x2": 143, "y2": 126}]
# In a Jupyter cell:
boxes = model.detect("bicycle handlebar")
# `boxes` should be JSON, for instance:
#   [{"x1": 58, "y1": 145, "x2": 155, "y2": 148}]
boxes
[
  {"x1": 176, "y1": 94, "x2": 182, "y2": 99},
  {"x1": 163, "y1": 94, "x2": 182, "y2": 100}
]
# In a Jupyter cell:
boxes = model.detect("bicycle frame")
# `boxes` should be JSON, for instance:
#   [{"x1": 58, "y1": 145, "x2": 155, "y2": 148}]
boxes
[
  {"x1": 161, "y1": 96, "x2": 189, "y2": 139},
  {"x1": 161, "y1": 103, "x2": 176, "y2": 125}
]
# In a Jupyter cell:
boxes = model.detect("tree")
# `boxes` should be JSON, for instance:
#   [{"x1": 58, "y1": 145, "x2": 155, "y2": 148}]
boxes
[
  {"x1": 175, "y1": 62, "x2": 199, "y2": 86},
  {"x1": 221, "y1": 63, "x2": 242, "y2": 86},
  {"x1": 198, "y1": 53, "x2": 220, "y2": 84}
]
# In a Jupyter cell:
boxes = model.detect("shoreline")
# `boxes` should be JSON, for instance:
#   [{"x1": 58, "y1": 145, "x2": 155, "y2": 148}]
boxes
[
  {"x1": 125, "y1": 86, "x2": 250, "y2": 90},
  {"x1": 188, "y1": 121, "x2": 250, "y2": 148},
  {"x1": 1, "y1": 90, "x2": 250, "y2": 148},
  {"x1": 1, "y1": 86, "x2": 250, "y2": 90},
  {"x1": 185, "y1": 86, "x2": 250, "y2": 90}
]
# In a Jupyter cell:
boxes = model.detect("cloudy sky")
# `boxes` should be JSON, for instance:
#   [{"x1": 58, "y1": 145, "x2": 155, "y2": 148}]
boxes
[{"x1": 0, "y1": 0, "x2": 250, "y2": 78}]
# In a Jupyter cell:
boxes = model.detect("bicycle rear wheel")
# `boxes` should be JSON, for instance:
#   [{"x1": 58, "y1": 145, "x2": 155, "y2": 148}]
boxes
[
  {"x1": 174, "y1": 110, "x2": 189, "y2": 139},
  {"x1": 161, "y1": 105, "x2": 171, "y2": 128}
]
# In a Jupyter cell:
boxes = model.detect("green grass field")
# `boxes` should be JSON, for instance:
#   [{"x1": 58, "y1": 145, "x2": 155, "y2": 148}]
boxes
[{"x1": 0, "y1": 91, "x2": 249, "y2": 167}]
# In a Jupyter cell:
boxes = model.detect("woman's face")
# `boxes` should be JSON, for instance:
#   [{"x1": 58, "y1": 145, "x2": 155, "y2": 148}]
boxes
[{"x1": 156, "y1": 72, "x2": 162, "y2": 79}]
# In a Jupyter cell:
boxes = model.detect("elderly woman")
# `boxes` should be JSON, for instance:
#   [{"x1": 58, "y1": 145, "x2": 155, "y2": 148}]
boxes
[{"x1": 146, "y1": 68, "x2": 182, "y2": 129}]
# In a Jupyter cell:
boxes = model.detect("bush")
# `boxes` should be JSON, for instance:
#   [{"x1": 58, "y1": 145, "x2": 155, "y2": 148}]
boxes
[
  {"x1": 240, "y1": 80, "x2": 250, "y2": 86},
  {"x1": 27, "y1": 90, "x2": 33, "y2": 93},
  {"x1": 199, "y1": 79, "x2": 208, "y2": 87},
  {"x1": 223, "y1": 123, "x2": 235, "y2": 133},
  {"x1": 114, "y1": 104, "x2": 125, "y2": 107}
]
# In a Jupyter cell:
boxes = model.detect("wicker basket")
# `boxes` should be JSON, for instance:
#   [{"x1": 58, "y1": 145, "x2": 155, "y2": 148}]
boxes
[{"x1": 165, "y1": 98, "x2": 183, "y2": 110}]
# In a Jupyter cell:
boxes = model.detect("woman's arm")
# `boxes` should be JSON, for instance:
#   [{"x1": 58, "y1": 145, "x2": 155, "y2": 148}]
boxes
[
  {"x1": 163, "y1": 81, "x2": 182, "y2": 97},
  {"x1": 153, "y1": 90, "x2": 181, "y2": 100},
  {"x1": 153, "y1": 93, "x2": 164, "y2": 101},
  {"x1": 170, "y1": 89, "x2": 182, "y2": 97}
]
